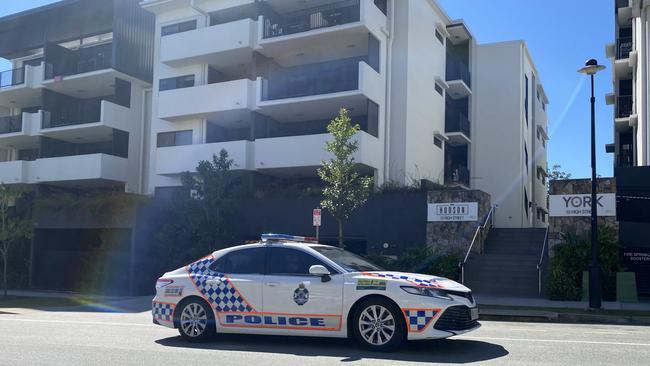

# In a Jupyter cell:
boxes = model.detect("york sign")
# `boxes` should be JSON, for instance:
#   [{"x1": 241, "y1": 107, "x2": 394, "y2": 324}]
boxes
[{"x1": 549, "y1": 194, "x2": 616, "y2": 217}]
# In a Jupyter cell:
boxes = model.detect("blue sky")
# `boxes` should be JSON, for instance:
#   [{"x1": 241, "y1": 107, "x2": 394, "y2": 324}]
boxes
[{"x1": 1, "y1": 0, "x2": 616, "y2": 178}]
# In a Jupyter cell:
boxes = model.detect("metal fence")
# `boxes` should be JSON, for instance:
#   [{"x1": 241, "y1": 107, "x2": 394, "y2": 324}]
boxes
[
  {"x1": 263, "y1": 0, "x2": 360, "y2": 39},
  {"x1": 0, "y1": 115, "x2": 23, "y2": 134},
  {"x1": 0, "y1": 67, "x2": 25, "y2": 88}
]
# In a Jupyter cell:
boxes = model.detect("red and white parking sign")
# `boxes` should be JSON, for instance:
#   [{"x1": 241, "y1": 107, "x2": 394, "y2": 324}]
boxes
[{"x1": 312, "y1": 209, "x2": 322, "y2": 227}]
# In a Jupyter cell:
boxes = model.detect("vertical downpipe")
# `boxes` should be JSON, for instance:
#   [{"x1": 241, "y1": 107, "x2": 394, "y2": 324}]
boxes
[{"x1": 383, "y1": 0, "x2": 395, "y2": 184}]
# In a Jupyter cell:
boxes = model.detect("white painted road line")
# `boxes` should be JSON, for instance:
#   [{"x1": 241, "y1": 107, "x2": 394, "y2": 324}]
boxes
[
  {"x1": 0, "y1": 317, "x2": 155, "y2": 328},
  {"x1": 460, "y1": 336, "x2": 650, "y2": 347}
]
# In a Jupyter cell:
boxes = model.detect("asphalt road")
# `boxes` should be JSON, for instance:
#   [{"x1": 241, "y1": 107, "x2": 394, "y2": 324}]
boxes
[{"x1": 1, "y1": 301, "x2": 650, "y2": 366}]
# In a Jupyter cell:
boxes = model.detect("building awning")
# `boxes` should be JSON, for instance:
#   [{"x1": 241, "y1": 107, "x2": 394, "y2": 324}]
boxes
[{"x1": 0, "y1": 0, "x2": 113, "y2": 59}]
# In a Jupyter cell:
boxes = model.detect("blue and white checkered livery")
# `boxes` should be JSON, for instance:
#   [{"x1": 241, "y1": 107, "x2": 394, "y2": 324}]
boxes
[
  {"x1": 404, "y1": 309, "x2": 438, "y2": 332},
  {"x1": 152, "y1": 302, "x2": 175, "y2": 322},
  {"x1": 186, "y1": 256, "x2": 254, "y2": 313}
]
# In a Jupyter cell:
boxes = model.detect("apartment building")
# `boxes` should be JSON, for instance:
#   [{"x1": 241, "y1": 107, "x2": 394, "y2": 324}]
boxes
[
  {"x1": 474, "y1": 41, "x2": 549, "y2": 228},
  {"x1": 0, "y1": 0, "x2": 155, "y2": 292},
  {"x1": 606, "y1": 0, "x2": 650, "y2": 167},
  {"x1": 604, "y1": 0, "x2": 650, "y2": 279},
  {"x1": 140, "y1": 0, "x2": 479, "y2": 193}
]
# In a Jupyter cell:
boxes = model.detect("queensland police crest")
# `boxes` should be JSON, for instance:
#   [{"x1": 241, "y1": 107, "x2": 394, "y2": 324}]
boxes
[{"x1": 293, "y1": 283, "x2": 309, "y2": 306}]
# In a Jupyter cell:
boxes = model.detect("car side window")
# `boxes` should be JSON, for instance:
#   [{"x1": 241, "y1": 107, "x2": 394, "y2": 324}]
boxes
[
  {"x1": 209, "y1": 248, "x2": 265, "y2": 274},
  {"x1": 267, "y1": 247, "x2": 335, "y2": 276}
]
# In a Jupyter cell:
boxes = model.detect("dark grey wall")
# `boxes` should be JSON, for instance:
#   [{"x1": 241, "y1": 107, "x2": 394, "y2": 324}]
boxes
[{"x1": 112, "y1": 0, "x2": 155, "y2": 83}]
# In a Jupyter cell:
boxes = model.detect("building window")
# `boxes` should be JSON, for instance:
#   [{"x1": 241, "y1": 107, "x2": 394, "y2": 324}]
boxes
[
  {"x1": 159, "y1": 75, "x2": 195, "y2": 91},
  {"x1": 157, "y1": 130, "x2": 192, "y2": 147},
  {"x1": 435, "y1": 82, "x2": 444, "y2": 96},
  {"x1": 161, "y1": 20, "x2": 197, "y2": 37},
  {"x1": 368, "y1": 34, "x2": 381, "y2": 73},
  {"x1": 435, "y1": 29, "x2": 444, "y2": 45},
  {"x1": 524, "y1": 75, "x2": 529, "y2": 126},
  {"x1": 434, "y1": 136, "x2": 443, "y2": 149},
  {"x1": 524, "y1": 142, "x2": 529, "y2": 173},
  {"x1": 373, "y1": 0, "x2": 387, "y2": 15},
  {"x1": 524, "y1": 188, "x2": 529, "y2": 219}
]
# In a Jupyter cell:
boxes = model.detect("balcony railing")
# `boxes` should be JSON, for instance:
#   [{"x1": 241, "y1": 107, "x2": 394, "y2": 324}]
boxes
[
  {"x1": 263, "y1": 0, "x2": 361, "y2": 39},
  {"x1": 445, "y1": 111, "x2": 471, "y2": 138},
  {"x1": 617, "y1": 37, "x2": 633, "y2": 59},
  {"x1": 42, "y1": 102, "x2": 101, "y2": 129},
  {"x1": 447, "y1": 166, "x2": 470, "y2": 187},
  {"x1": 617, "y1": 95, "x2": 633, "y2": 118},
  {"x1": 44, "y1": 45, "x2": 113, "y2": 79},
  {"x1": 0, "y1": 115, "x2": 22, "y2": 134},
  {"x1": 261, "y1": 58, "x2": 362, "y2": 100},
  {"x1": 0, "y1": 68, "x2": 25, "y2": 88},
  {"x1": 446, "y1": 61, "x2": 471, "y2": 88}
]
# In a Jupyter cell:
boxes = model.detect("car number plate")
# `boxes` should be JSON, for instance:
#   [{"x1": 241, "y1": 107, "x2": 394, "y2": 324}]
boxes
[{"x1": 470, "y1": 307, "x2": 479, "y2": 320}]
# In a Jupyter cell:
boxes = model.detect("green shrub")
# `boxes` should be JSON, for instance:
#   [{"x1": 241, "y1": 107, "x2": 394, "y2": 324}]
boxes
[{"x1": 548, "y1": 226, "x2": 622, "y2": 301}]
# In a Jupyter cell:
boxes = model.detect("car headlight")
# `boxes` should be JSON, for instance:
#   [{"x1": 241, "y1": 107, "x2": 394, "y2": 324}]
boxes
[{"x1": 400, "y1": 286, "x2": 453, "y2": 301}]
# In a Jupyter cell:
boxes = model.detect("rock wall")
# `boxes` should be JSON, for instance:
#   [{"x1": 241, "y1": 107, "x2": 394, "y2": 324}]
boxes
[
  {"x1": 426, "y1": 189, "x2": 492, "y2": 255},
  {"x1": 548, "y1": 178, "x2": 618, "y2": 254}
]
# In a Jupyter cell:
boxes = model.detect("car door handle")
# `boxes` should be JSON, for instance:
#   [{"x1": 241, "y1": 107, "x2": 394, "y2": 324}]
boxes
[
  {"x1": 206, "y1": 279, "x2": 222, "y2": 286},
  {"x1": 266, "y1": 282, "x2": 280, "y2": 287}
]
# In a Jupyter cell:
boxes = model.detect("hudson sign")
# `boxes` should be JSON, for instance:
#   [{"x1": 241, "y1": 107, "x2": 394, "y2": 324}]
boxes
[
  {"x1": 427, "y1": 202, "x2": 478, "y2": 222},
  {"x1": 549, "y1": 193, "x2": 616, "y2": 217}
]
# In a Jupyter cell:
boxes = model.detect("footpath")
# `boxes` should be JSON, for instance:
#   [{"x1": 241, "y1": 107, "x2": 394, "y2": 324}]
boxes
[{"x1": 476, "y1": 293, "x2": 650, "y2": 325}]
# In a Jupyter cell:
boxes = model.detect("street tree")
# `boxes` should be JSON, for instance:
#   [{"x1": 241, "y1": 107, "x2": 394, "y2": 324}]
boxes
[
  {"x1": 0, "y1": 184, "x2": 33, "y2": 297},
  {"x1": 318, "y1": 108, "x2": 373, "y2": 248},
  {"x1": 548, "y1": 164, "x2": 572, "y2": 181},
  {"x1": 156, "y1": 149, "x2": 243, "y2": 267}
]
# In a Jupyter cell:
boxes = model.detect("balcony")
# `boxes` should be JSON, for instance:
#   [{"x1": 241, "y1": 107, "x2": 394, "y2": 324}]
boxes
[
  {"x1": 160, "y1": 18, "x2": 257, "y2": 67},
  {"x1": 445, "y1": 111, "x2": 471, "y2": 145},
  {"x1": 156, "y1": 140, "x2": 253, "y2": 175},
  {"x1": 158, "y1": 79, "x2": 256, "y2": 122},
  {"x1": 0, "y1": 68, "x2": 24, "y2": 89},
  {"x1": 617, "y1": 95, "x2": 633, "y2": 118},
  {"x1": 446, "y1": 62, "x2": 471, "y2": 99},
  {"x1": 41, "y1": 100, "x2": 133, "y2": 142},
  {"x1": 257, "y1": 60, "x2": 382, "y2": 123},
  {"x1": 258, "y1": 0, "x2": 386, "y2": 65},
  {"x1": 255, "y1": 131, "x2": 380, "y2": 171},
  {"x1": 28, "y1": 153, "x2": 128, "y2": 184},
  {"x1": 0, "y1": 64, "x2": 44, "y2": 109},
  {"x1": 617, "y1": 37, "x2": 633, "y2": 59},
  {"x1": 263, "y1": 0, "x2": 361, "y2": 39},
  {"x1": 0, "y1": 112, "x2": 43, "y2": 149},
  {"x1": 0, "y1": 160, "x2": 28, "y2": 184},
  {"x1": 445, "y1": 166, "x2": 470, "y2": 187}
]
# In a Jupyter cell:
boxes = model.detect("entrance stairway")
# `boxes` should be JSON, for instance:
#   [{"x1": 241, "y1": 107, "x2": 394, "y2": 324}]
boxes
[{"x1": 464, "y1": 228, "x2": 547, "y2": 297}]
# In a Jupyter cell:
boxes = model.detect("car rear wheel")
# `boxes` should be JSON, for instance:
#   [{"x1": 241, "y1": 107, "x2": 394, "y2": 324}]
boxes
[
  {"x1": 177, "y1": 299, "x2": 215, "y2": 342},
  {"x1": 352, "y1": 298, "x2": 405, "y2": 351}
]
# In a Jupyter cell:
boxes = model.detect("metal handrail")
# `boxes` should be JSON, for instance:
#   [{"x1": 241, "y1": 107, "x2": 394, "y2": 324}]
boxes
[
  {"x1": 536, "y1": 227, "x2": 549, "y2": 296},
  {"x1": 459, "y1": 205, "x2": 494, "y2": 284}
]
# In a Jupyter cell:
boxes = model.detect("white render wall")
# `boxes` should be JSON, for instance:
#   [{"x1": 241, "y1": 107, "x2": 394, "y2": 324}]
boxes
[{"x1": 474, "y1": 41, "x2": 548, "y2": 228}]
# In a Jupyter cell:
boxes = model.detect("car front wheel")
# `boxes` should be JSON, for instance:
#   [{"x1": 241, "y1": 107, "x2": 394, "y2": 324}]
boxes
[
  {"x1": 177, "y1": 299, "x2": 215, "y2": 342},
  {"x1": 352, "y1": 298, "x2": 405, "y2": 351}
]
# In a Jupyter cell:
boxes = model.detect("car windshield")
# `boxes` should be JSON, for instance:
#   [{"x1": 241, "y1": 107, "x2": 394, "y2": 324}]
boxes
[{"x1": 310, "y1": 246, "x2": 383, "y2": 272}]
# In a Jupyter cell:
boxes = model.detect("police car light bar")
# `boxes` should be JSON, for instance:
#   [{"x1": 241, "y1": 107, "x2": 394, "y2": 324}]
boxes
[{"x1": 261, "y1": 233, "x2": 319, "y2": 243}]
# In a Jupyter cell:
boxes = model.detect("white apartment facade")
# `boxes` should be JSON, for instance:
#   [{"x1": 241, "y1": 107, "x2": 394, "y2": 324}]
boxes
[
  {"x1": 606, "y1": 0, "x2": 650, "y2": 167},
  {"x1": 474, "y1": 41, "x2": 549, "y2": 228},
  {"x1": 0, "y1": 0, "x2": 548, "y2": 231},
  {"x1": 0, "y1": 0, "x2": 154, "y2": 195}
]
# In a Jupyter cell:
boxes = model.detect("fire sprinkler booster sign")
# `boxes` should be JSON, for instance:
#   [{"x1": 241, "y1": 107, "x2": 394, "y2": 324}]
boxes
[{"x1": 549, "y1": 193, "x2": 616, "y2": 217}]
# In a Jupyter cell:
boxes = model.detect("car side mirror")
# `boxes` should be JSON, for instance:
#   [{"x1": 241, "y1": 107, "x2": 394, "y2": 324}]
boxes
[{"x1": 309, "y1": 265, "x2": 331, "y2": 282}]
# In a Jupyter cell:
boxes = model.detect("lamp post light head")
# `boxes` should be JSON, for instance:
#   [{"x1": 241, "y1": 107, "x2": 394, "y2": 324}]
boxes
[{"x1": 578, "y1": 59, "x2": 606, "y2": 75}]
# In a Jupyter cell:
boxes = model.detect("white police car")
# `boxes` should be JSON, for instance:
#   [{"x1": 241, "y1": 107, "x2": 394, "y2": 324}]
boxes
[{"x1": 152, "y1": 234, "x2": 480, "y2": 351}]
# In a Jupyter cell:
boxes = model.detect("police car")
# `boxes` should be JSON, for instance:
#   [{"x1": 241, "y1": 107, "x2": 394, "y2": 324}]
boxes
[{"x1": 152, "y1": 234, "x2": 480, "y2": 351}]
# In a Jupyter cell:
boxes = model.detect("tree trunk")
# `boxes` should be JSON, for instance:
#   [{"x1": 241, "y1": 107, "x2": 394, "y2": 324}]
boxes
[
  {"x1": 337, "y1": 218, "x2": 344, "y2": 248},
  {"x1": 3, "y1": 251, "x2": 7, "y2": 297}
]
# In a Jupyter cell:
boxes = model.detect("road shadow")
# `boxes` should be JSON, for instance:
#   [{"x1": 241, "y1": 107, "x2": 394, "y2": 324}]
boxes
[
  {"x1": 0, "y1": 295, "x2": 152, "y2": 313},
  {"x1": 156, "y1": 334, "x2": 508, "y2": 363}
]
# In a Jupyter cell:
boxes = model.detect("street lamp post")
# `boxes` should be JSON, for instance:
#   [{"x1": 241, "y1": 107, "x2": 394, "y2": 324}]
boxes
[{"x1": 578, "y1": 59, "x2": 606, "y2": 310}]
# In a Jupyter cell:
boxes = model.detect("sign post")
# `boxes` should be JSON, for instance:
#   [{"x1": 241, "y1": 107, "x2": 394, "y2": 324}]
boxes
[{"x1": 312, "y1": 208, "x2": 322, "y2": 241}]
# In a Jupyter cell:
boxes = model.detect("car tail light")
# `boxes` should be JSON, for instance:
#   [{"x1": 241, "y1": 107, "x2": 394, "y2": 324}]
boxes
[{"x1": 156, "y1": 278, "x2": 173, "y2": 289}]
